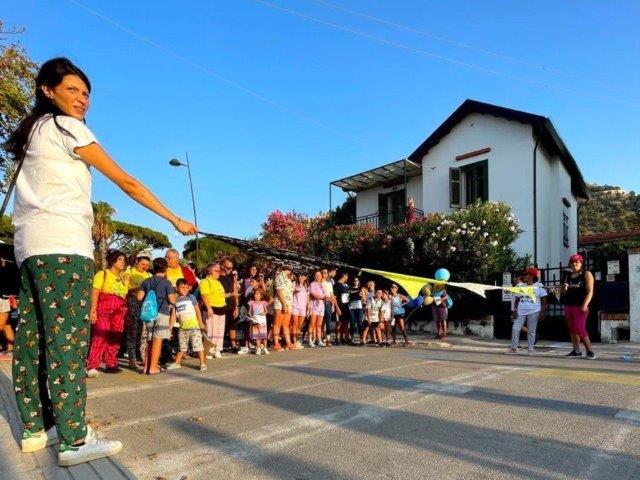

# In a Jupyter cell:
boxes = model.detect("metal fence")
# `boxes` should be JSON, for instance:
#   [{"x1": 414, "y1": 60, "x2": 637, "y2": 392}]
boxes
[{"x1": 355, "y1": 207, "x2": 424, "y2": 230}]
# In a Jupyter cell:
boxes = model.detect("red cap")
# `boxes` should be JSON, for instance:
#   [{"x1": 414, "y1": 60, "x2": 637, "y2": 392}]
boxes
[
  {"x1": 569, "y1": 254, "x2": 583, "y2": 263},
  {"x1": 524, "y1": 266, "x2": 540, "y2": 279}
]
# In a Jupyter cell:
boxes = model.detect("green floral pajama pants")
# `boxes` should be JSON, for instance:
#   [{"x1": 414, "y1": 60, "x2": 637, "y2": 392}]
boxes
[{"x1": 12, "y1": 254, "x2": 94, "y2": 448}]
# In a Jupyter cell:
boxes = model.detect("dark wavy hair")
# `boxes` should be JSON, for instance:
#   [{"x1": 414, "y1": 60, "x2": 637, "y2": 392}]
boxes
[
  {"x1": 106, "y1": 249, "x2": 126, "y2": 268},
  {"x1": 5, "y1": 57, "x2": 91, "y2": 161}
]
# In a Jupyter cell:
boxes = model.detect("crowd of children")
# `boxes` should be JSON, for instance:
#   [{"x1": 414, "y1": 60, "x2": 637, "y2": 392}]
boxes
[{"x1": 72, "y1": 251, "x2": 428, "y2": 375}]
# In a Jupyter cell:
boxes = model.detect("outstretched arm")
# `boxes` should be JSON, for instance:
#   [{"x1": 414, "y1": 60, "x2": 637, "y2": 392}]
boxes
[{"x1": 75, "y1": 143, "x2": 197, "y2": 235}]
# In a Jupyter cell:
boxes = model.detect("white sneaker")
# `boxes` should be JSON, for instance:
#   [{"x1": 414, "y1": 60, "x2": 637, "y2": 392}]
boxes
[
  {"x1": 214, "y1": 350, "x2": 222, "y2": 359},
  {"x1": 295, "y1": 341, "x2": 304, "y2": 350},
  {"x1": 58, "y1": 426, "x2": 123, "y2": 467},
  {"x1": 21, "y1": 427, "x2": 59, "y2": 452},
  {"x1": 308, "y1": 340, "x2": 316, "y2": 348},
  {"x1": 238, "y1": 347, "x2": 249, "y2": 355},
  {"x1": 86, "y1": 369, "x2": 99, "y2": 378},
  {"x1": 255, "y1": 348, "x2": 262, "y2": 355},
  {"x1": 316, "y1": 340, "x2": 325, "y2": 347},
  {"x1": 206, "y1": 355, "x2": 213, "y2": 359},
  {"x1": 262, "y1": 347, "x2": 270, "y2": 355}
]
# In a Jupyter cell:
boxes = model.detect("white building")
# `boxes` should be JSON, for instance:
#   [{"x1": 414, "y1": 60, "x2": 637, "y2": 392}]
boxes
[{"x1": 331, "y1": 100, "x2": 589, "y2": 268}]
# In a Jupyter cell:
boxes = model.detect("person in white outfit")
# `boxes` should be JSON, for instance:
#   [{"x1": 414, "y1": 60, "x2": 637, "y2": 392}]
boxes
[{"x1": 507, "y1": 267, "x2": 547, "y2": 356}]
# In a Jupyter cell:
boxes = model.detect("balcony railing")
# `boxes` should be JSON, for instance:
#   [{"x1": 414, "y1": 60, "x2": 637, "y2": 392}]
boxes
[{"x1": 355, "y1": 206, "x2": 424, "y2": 230}]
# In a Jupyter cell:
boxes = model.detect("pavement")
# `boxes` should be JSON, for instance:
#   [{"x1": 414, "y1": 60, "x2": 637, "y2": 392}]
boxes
[{"x1": 1, "y1": 335, "x2": 639, "y2": 480}]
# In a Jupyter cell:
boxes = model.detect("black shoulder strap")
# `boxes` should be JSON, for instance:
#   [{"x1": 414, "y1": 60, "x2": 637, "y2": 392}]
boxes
[{"x1": 0, "y1": 156, "x2": 25, "y2": 217}]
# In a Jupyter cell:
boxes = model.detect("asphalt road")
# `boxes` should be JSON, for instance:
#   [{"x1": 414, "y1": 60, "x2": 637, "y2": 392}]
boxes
[{"x1": 78, "y1": 338, "x2": 640, "y2": 479}]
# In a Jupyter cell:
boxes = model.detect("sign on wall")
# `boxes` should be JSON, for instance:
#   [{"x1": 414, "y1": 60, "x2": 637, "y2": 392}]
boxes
[
  {"x1": 607, "y1": 260, "x2": 620, "y2": 275},
  {"x1": 502, "y1": 272, "x2": 512, "y2": 302}
]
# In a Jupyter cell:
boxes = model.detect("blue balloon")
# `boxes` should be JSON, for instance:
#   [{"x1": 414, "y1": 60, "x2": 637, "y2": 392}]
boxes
[{"x1": 434, "y1": 268, "x2": 450, "y2": 281}]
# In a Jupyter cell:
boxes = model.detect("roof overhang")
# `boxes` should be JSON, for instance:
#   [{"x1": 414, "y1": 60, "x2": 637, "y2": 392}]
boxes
[{"x1": 331, "y1": 159, "x2": 422, "y2": 193}]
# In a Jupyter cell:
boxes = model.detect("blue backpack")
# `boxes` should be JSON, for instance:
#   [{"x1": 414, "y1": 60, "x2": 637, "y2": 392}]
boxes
[{"x1": 140, "y1": 278, "x2": 161, "y2": 322}]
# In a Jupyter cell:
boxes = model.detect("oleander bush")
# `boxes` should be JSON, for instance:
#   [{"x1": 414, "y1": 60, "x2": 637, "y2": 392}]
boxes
[{"x1": 259, "y1": 201, "x2": 529, "y2": 284}]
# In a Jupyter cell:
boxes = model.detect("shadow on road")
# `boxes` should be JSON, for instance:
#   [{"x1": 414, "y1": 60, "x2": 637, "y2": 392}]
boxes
[
  {"x1": 174, "y1": 369, "x2": 640, "y2": 480},
  {"x1": 269, "y1": 364, "x2": 640, "y2": 426}
]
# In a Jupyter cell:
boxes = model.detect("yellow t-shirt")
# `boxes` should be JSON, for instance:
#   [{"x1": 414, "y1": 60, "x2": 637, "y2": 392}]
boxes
[
  {"x1": 126, "y1": 266, "x2": 151, "y2": 290},
  {"x1": 93, "y1": 270, "x2": 129, "y2": 298},
  {"x1": 166, "y1": 266, "x2": 184, "y2": 287},
  {"x1": 199, "y1": 277, "x2": 226, "y2": 308}
]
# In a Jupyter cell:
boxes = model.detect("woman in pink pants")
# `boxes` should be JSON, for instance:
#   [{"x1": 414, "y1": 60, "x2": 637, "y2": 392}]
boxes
[
  {"x1": 87, "y1": 250, "x2": 129, "y2": 375},
  {"x1": 562, "y1": 253, "x2": 596, "y2": 360}
]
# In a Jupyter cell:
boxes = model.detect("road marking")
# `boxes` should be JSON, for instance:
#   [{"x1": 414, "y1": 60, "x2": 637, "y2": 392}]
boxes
[
  {"x1": 87, "y1": 365, "x2": 263, "y2": 399},
  {"x1": 101, "y1": 359, "x2": 440, "y2": 431},
  {"x1": 143, "y1": 365, "x2": 519, "y2": 479},
  {"x1": 527, "y1": 368, "x2": 640, "y2": 386},
  {"x1": 88, "y1": 354, "x2": 356, "y2": 399},
  {"x1": 615, "y1": 409, "x2": 640, "y2": 426},
  {"x1": 586, "y1": 398, "x2": 640, "y2": 479}
]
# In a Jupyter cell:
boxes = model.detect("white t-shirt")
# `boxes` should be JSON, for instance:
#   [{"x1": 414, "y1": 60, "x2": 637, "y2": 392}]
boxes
[
  {"x1": 12, "y1": 115, "x2": 97, "y2": 264},
  {"x1": 367, "y1": 297, "x2": 383, "y2": 323},
  {"x1": 515, "y1": 282, "x2": 548, "y2": 316},
  {"x1": 380, "y1": 300, "x2": 392, "y2": 322}
]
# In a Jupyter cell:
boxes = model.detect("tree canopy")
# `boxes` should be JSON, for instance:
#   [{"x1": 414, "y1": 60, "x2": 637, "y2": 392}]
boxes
[
  {"x1": 0, "y1": 22, "x2": 37, "y2": 191},
  {"x1": 91, "y1": 201, "x2": 171, "y2": 267},
  {"x1": 183, "y1": 236, "x2": 243, "y2": 268}
]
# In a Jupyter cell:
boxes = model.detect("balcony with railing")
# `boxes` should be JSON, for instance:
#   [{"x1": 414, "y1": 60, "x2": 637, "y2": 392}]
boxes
[{"x1": 355, "y1": 206, "x2": 424, "y2": 230}]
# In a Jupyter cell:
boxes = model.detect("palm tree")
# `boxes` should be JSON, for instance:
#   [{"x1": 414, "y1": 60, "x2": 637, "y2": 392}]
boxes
[{"x1": 92, "y1": 201, "x2": 115, "y2": 269}]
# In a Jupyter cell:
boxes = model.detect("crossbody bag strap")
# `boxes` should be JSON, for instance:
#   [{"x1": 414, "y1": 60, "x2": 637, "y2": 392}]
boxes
[
  {"x1": 101, "y1": 270, "x2": 108, "y2": 293},
  {"x1": 0, "y1": 155, "x2": 25, "y2": 218}
]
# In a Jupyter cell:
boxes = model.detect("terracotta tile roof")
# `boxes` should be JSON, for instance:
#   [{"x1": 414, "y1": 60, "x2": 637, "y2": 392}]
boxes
[{"x1": 579, "y1": 228, "x2": 640, "y2": 245}]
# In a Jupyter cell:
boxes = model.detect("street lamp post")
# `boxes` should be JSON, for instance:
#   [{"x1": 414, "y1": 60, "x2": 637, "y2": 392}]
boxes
[{"x1": 169, "y1": 153, "x2": 199, "y2": 270}]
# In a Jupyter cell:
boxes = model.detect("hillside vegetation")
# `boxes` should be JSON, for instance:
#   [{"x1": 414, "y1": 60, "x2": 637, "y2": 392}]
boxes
[{"x1": 579, "y1": 184, "x2": 640, "y2": 235}]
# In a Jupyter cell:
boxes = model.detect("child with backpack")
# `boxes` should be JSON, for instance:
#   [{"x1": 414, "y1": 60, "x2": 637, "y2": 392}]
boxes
[
  {"x1": 137, "y1": 258, "x2": 176, "y2": 374},
  {"x1": 167, "y1": 278, "x2": 207, "y2": 370}
]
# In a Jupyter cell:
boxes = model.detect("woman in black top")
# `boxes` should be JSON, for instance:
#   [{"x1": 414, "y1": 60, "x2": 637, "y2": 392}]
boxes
[{"x1": 562, "y1": 254, "x2": 596, "y2": 359}]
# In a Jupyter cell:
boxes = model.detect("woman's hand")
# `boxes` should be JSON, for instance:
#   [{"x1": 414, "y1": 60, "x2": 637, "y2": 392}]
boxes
[
  {"x1": 174, "y1": 218, "x2": 197, "y2": 235},
  {"x1": 580, "y1": 304, "x2": 589, "y2": 313},
  {"x1": 90, "y1": 309, "x2": 98, "y2": 324}
]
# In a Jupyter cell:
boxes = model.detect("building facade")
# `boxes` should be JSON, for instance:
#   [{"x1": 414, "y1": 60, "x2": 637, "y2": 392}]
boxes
[{"x1": 331, "y1": 100, "x2": 589, "y2": 268}]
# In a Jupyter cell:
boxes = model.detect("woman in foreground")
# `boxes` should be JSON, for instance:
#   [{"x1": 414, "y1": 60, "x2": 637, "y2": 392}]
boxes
[{"x1": 6, "y1": 57, "x2": 196, "y2": 466}]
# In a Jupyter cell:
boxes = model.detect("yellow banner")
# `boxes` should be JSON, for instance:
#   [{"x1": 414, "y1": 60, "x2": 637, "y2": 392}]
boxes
[{"x1": 361, "y1": 268, "x2": 537, "y2": 301}]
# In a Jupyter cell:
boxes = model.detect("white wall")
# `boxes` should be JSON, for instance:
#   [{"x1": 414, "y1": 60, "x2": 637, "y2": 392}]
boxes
[
  {"x1": 355, "y1": 176, "x2": 422, "y2": 219},
  {"x1": 629, "y1": 249, "x2": 640, "y2": 343},
  {"x1": 535, "y1": 143, "x2": 556, "y2": 267},
  {"x1": 419, "y1": 113, "x2": 535, "y2": 260},
  {"x1": 555, "y1": 152, "x2": 579, "y2": 264},
  {"x1": 535, "y1": 142, "x2": 578, "y2": 268}
]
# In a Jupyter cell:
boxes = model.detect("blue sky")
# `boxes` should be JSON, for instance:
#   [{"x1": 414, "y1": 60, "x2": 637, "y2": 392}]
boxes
[{"x1": 6, "y1": 0, "x2": 640, "y2": 251}]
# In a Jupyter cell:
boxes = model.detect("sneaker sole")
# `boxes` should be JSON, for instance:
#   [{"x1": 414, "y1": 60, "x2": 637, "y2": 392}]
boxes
[{"x1": 58, "y1": 443, "x2": 123, "y2": 467}]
